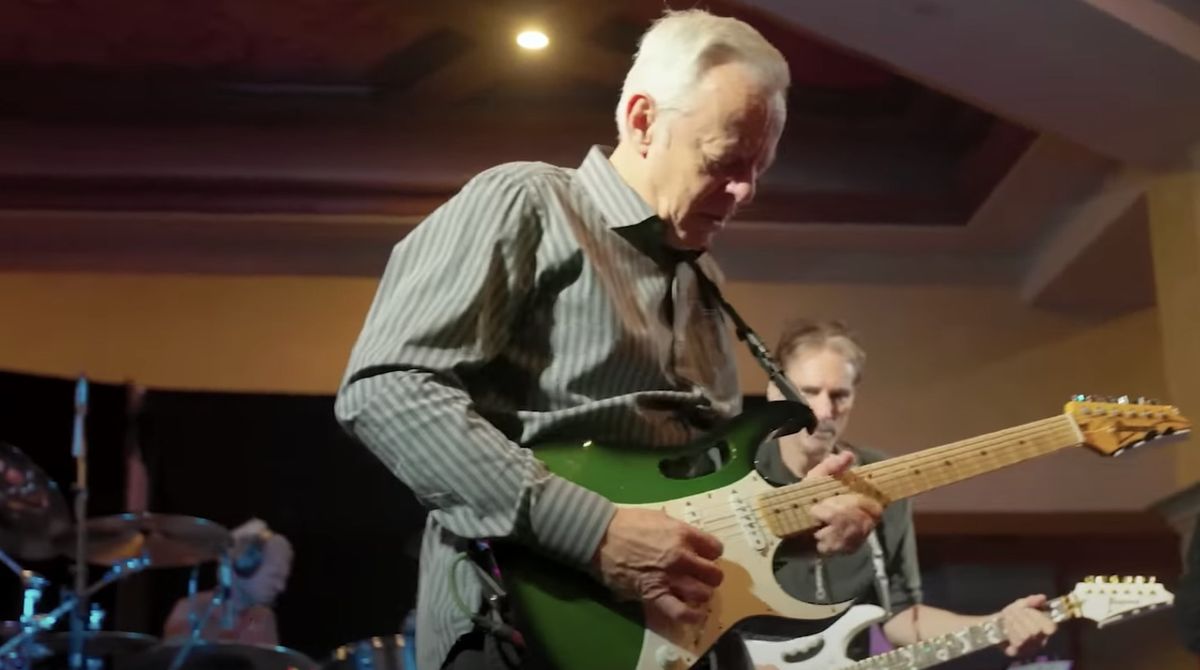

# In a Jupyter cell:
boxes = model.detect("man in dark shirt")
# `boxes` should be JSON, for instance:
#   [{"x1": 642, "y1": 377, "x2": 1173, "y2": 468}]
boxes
[{"x1": 741, "y1": 319, "x2": 1057, "y2": 662}]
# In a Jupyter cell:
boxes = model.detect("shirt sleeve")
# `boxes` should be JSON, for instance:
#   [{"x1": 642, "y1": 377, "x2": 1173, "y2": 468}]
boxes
[
  {"x1": 887, "y1": 501, "x2": 924, "y2": 613},
  {"x1": 1176, "y1": 518, "x2": 1200, "y2": 653},
  {"x1": 335, "y1": 165, "x2": 616, "y2": 569}
]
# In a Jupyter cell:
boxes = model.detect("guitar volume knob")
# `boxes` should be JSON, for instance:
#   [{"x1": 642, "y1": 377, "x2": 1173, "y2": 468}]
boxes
[{"x1": 655, "y1": 645, "x2": 682, "y2": 669}]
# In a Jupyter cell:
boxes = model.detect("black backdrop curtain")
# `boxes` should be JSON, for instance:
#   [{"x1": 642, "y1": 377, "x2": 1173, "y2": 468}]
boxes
[{"x1": 0, "y1": 370, "x2": 426, "y2": 660}]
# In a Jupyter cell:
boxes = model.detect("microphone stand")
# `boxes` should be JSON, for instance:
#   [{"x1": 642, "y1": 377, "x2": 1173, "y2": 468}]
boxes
[
  {"x1": 69, "y1": 376, "x2": 90, "y2": 670},
  {"x1": 168, "y1": 552, "x2": 235, "y2": 670}
]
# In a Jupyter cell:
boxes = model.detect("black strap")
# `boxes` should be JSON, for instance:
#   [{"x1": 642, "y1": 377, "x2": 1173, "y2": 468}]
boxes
[{"x1": 685, "y1": 259, "x2": 809, "y2": 407}]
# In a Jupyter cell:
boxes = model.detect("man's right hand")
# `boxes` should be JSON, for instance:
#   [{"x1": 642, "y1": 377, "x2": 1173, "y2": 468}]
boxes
[{"x1": 592, "y1": 507, "x2": 724, "y2": 625}]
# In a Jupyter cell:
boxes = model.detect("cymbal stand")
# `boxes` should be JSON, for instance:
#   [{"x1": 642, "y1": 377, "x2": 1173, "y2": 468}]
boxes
[
  {"x1": 0, "y1": 549, "x2": 47, "y2": 670},
  {"x1": 69, "y1": 376, "x2": 90, "y2": 670},
  {"x1": 168, "y1": 551, "x2": 234, "y2": 670},
  {"x1": 0, "y1": 556, "x2": 150, "y2": 657}
]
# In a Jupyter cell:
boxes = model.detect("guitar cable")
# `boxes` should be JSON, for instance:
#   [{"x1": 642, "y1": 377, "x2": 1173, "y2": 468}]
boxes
[{"x1": 449, "y1": 550, "x2": 527, "y2": 649}]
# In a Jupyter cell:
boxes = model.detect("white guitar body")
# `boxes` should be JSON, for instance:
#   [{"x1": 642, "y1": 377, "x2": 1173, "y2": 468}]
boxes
[
  {"x1": 743, "y1": 603, "x2": 888, "y2": 670},
  {"x1": 746, "y1": 576, "x2": 1174, "y2": 670},
  {"x1": 628, "y1": 471, "x2": 852, "y2": 670}
]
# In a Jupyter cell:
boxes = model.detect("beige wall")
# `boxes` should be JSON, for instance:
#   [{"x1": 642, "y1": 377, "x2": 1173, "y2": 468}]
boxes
[{"x1": 0, "y1": 271, "x2": 1178, "y2": 513}]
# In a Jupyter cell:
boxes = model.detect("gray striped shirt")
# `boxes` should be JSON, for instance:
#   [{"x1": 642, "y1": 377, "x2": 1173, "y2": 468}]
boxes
[{"x1": 335, "y1": 145, "x2": 741, "y2": 670}]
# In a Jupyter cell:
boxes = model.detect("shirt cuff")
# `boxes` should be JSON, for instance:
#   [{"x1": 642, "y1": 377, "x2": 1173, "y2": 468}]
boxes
[{"x1": 530, "y1": 474, "x2": 617, "y2": 568}]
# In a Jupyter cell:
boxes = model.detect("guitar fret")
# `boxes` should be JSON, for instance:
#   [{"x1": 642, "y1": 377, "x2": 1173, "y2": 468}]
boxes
[
  {"x1": 851, "y1": 597, "x2": 1068, "y2": 669},
  {"x1": 757, "y1": 416, "x2": 1081, "y2": 538}
]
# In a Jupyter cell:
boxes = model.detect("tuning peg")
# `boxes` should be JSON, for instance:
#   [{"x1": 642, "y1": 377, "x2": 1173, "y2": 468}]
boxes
[
  {"x1": 1122, "y1": 576, "x2": 1133, "y2": 583},
  {"x1": 1134, "y1": 576, "x2": 1146, "y2": 584},
  {"x1": 1109, "y1": 575, "x2": 1120, "y2": 583},
  {"x1": 1072, "y1": 394, "x2": 1090, "y2": 402},
  {"x1": 1084, "y1": 575, "x2": 1095, "y2": 583},
  {"x1": 1150, "y1": 576, "x2": 1158, "y2": 583},
  {"x1": 1116, "y1": 396, "x2": 1130, "y2": 404}
]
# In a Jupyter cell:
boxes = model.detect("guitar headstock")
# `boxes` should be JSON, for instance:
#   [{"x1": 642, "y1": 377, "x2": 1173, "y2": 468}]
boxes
[
  {"x1": 1067, "y1": 576, "x2": 1174, "y2": 628},
  {"x1": 1065, "y1": 396, "x2": 1191, "y2": 456}
]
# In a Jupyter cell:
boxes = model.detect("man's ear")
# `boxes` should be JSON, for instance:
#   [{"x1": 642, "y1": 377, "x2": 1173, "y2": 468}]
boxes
[{"x1": 624, "y1": 94, "x2": 658, "y2": 156}]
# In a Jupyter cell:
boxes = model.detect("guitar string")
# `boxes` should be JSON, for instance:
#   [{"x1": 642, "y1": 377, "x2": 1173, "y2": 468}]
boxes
[
  {"x1": 689, "y1": 422, "x2": 1075, "y2": 540},
  {"x1": 670, "y1": 415, "x2": 1073, "y2": 522},
  {"x1": 700, "y1": 422, "x2": 1077, "y2": 539},
  {"x1": 850, "y1": 596, "x2": 1071, "y2": 669},
  {"x1": 677, "y1": 417, "x2": 1073, "y2": 523},
  {"x1": 689, "y1": 420, "x2": 1079, "y2": 538}
]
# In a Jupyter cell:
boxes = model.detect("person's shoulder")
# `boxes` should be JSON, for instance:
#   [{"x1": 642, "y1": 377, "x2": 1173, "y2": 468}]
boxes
[{"x1": 467, "y1": 160, "x2": 574, "y2": 196}]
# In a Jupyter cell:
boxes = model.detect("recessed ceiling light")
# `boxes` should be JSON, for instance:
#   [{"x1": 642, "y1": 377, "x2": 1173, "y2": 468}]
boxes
[{"x1": 516, "y1": 30, "x2": 549, "y2": 50}]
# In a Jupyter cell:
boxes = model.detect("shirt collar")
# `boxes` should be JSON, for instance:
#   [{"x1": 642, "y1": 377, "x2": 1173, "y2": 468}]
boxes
[{"x1": 576, "y1": 145, "x2": 704, "y2": 269}]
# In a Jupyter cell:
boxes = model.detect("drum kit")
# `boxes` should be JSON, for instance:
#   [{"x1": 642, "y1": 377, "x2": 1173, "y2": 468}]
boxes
[{"x1": 0, "y1": 378, "x2": 411, "y2": 670}]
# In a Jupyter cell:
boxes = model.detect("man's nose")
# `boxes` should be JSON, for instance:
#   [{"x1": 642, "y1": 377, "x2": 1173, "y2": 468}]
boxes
[{"x1": 809, "y1": 393, "x2": 834, "y2": 421}]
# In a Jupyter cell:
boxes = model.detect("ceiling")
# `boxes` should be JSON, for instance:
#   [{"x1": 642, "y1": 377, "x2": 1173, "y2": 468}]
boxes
[{"x1": 1, "y1": 0, "x2": 1197, "y2": 312}]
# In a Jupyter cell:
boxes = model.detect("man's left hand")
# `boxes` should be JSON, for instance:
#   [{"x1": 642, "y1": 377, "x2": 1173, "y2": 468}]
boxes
[
  {"x1": 999, "y1": 594, "x2": 1057, "y2": 657},
  {"x1": 804, "y1": 452, "x2": 882, "y2": 555}
]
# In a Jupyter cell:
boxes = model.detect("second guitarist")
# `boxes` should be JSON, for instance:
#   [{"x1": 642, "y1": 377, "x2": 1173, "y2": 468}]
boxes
[{"x1": 739, "y1": 320, "x2": 1058, "y2": 664}]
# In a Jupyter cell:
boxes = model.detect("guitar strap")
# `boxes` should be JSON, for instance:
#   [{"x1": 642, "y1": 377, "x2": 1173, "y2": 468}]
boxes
[
  {"x1": 687, "y1": 259, "x2": 896, "y2": 616},
  {"x1": 867, "y1": 531, "x2": 894, "y2": 615}
]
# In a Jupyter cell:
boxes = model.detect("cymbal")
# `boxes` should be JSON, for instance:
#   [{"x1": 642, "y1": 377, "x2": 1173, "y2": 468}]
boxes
[
  {"x1": 0, "y1": 441, "x2": 71, "y2": 560},
  {"x1": 129, "y1": 641, "x2": 320, "y2": 670},
  {"x1": 34, "y1": 630, "x2": 158, "y2": 658},
  {"x1": 63, "y1": 513, "x2": 232, "y2": 567}
]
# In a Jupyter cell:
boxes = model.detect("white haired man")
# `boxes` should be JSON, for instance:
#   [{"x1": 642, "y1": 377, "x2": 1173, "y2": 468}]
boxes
[{"x1": 336, "y1": 10, "x2": 881, "y2": 669}]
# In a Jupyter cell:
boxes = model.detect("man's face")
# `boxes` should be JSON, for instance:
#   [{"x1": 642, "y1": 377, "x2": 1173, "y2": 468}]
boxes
[
  {"x1": 774, "y1": 346, "x2": 858, "y2": 455},
  {"x1": 642, "y1": 62, "x2": 784, "y2": 250}
]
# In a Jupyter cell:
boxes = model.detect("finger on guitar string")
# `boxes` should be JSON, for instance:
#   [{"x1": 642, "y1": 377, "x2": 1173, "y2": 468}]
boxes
[
  {"x1": 810, "y1": 493, "x2": 882, "y2": 555},
  {"x1": 668, "y1": 573, "x2": 715, "y2": 605},
  {"x1": 593, "y1": 507, "x2": 726, "y2": 624},
  {"x1": 652, "y1": 592, "x2": 709, "y2": 625},
  {"x1": 684, "y1": 522, "x2": 724, "y2": 559}
]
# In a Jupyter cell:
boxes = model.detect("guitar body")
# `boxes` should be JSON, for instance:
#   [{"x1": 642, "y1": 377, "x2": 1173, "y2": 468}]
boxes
[
  {"x1": 743, "y1": 604, "x2": 887, "y2": 669},
  {"x1": 498, "y1": 402, "x2": 851, "y2": 670},
  {"x1": 492, "y1": 396, "x2": 1192, "y2": 670}
]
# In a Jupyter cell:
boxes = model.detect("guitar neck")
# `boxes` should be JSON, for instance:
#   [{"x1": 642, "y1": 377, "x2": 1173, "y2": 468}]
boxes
[
  {"x1": 756, "y1": 415, "x2": 1083, "y2": 538},
  {"x1": 848, "y1": 596, "x2": 1073, "y2": 670}
]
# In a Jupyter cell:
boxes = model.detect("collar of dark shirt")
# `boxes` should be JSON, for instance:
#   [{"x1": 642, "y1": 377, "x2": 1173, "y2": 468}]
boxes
[
  {"x1": 576, "y1": 145, "x2": 705, "y2": 271},
  {"x1": 616, "y1": 217, "x2": 704, "y2": 271}
]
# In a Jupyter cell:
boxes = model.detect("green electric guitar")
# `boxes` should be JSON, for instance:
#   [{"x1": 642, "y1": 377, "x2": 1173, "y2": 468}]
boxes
[{"x1": 498, "y1": 397, "x2": 1190, "y2": 670}]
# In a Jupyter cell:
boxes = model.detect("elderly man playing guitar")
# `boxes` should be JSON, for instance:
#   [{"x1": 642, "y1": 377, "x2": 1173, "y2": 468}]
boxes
[{"x1": 336, "y1": 9, "x2": 880, "y2": 670}]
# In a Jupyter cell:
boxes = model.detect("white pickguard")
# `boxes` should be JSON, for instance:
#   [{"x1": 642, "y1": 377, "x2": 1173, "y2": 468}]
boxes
[
  {"x1": 624, "y1": 471, "x2": 852, "y2": 670},
  {"x1": 744, "y1": 604, "x2": 887, "y2": 670}
]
